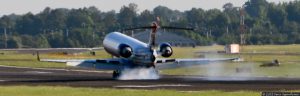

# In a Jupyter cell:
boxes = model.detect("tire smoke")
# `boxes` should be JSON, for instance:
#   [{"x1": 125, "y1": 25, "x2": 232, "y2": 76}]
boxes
[
  {"x1": 191, "y1": 51, "x2": 256, "y2": 81},
  {"x1": 118, "y1": 67, "x2": 160, "y2": 80}
]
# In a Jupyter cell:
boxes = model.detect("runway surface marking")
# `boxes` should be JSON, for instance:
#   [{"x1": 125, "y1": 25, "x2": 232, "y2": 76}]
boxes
[
  {"x1": 2, "y1": 66, "x2": 300, "y2": 91},
  {"x1": 25, "y1": 71, "x2": 53, "y2": 74},
  {"x1": 179, "y1": 91, "x2": 201, "y2": 93},
  {"x1": 114, "y1": 84, "x2": 191, "y2": 88},
  {"x1": 0, "y1": 80, "x2": 6, "y2": 82},
  {"x1": 180, "y1": 76, "x2": 277, "y2": 81},
  {"x1": 0, "y1": 65, "x2": 111, "y2": 73}
]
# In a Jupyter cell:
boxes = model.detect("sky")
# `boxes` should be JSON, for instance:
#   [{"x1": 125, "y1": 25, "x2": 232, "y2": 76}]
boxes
[{"x1": 0, "y1": 0, "x2": 295, "y2": 16}]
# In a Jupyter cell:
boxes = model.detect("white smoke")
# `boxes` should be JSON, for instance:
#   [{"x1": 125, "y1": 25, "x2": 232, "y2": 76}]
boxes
[
  {"x1": 193, "y1": 50, "x2": 256, "y2": 81},
  {"x1": 206, "y1": 62, "x2": 224, "y2": 77},
  {"x1": 118, "y1": 67, "x2": 160, "y2": 80},
  {"x1": 204, "y1": 54, "x2": 226, "y2": 77}
]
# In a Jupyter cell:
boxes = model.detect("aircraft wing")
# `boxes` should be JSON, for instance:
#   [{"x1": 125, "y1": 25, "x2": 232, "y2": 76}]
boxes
[
  {"x1": 40, "y1": 59, "x2": 87, "y2": 63},
  {"x1": 40, "y1": 59, "x2": 121, "y2": 70},
  {"x1": 155, "y1": 58, "x2": 239, "y2": 69},
  {"x1": 41, "y1": 57, "x2": 238, "y2": 70},
  {"x1": 0, "y1": 48, "x2": 102, "y2": 54}
]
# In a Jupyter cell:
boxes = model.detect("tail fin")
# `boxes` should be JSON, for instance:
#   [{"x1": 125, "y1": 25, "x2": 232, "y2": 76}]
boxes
[
  {"x1": 148, "y1": 22, "x2": 158, "y2": 48},
  {"x1": 148, "y1": 17, "x2": 161, "y2": 48},
  {"x1": 121, "y1": 16, "x2": 193, "y2": 48}
]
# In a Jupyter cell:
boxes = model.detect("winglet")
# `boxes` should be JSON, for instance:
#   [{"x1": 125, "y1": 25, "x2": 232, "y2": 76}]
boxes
[
  {"x1": 37, "y1": 51, "x2": 40, "y2": 61},
  {"x1": 232, "y1": 57, "x2": 243, "y2": 62}
]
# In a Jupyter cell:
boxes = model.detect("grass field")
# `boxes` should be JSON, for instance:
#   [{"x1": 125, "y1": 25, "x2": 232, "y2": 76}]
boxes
[
  {"x1": 0, "y1": 45, "x2": 300, "y2": 96},
  {"x1": 241, "y1": 44, "x2": 300, "y2": 53},
  {"x1": 0, "y1": 50, "x2": 111, "y2": 68},
  {"x1": 163, "y1": 45, "x2": 300, "y2": 77},
  {"x1": 0, "y1": 86, "x2": 261, "y2": 96},
  {"x1": 1, "y1": 45, "x2": 300, "y2": 77}
]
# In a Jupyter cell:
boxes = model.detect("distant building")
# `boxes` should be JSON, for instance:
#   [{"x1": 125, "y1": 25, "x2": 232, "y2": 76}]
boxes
[
  {"x1": 225, "y1": 44, "x2": 240, "y2": 53},
  {"x1": 132, "y1": 31, "x2": 197, "y2": 47}
]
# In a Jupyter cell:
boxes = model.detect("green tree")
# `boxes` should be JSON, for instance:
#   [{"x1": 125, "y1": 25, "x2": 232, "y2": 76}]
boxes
[
  {"x1": 118, "y1": 3, "x2": 138, "y2": 27},
  {"x1": 138, "y1": 10, "x2": 155, "y2": 25},
  {"x1": 286, "y1": 1, "x2": 300, "y2": 23},
  {"x1": 36, "y1": 35, "x2": 50, "y2": 48},
  {"x1": 245, "y1": 0, "x2": 268, "y2": 18},
  {"x1": 268, "y1": 3, "x2": 287, "y2": 27}
]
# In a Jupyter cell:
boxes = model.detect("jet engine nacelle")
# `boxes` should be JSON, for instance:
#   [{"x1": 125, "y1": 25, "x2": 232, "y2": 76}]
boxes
[
  {"x1": 159, "y1": 43, "x2": 173, "y2": 57},
  {"x1": 118, "y1": 44, "x2": 132, "y2": 58},
  {"x1": 103, "y1": 32, "x2": 148, "y2": 58}
]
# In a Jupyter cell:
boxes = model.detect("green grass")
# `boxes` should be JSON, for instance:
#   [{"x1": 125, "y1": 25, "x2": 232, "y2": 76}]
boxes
[
  {"x1": 241, "y1": 44, "x2": 300, "y2": 53},
  {"x1": 1, "y1": 45, "x2": 300, "y2": 95},
  {"x1": 170, "y1": 45, "x2": 224, "y2": 58},
  {"x1": 162, "y1": 45, "x2": 300, "y2": 77},
  {"x1": 0, "y1": 50, "x2": 111, "y2": 60},
  {"x1": 161, "y1": 61, "x2": 300, "y2": 77},
  {"x1": 1, "y1": 45, "x2": 300, "y2": 77},
  {"x1": 0, "y1": 50, "x2": 111, "y2": 68},
  {"x1": 0, "y1": 61, "x2": 66, "y2": 68},
  {"x1": 0, "y1": 86, "x2": 260, "y2": 96}
]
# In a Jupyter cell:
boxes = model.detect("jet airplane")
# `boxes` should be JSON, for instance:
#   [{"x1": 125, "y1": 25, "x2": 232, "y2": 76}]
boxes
[{"x1": 41, "y1": 21, "x2": 237, "y2": 79}]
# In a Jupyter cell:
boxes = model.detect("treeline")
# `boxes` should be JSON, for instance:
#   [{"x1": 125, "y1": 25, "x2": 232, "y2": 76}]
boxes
[{"x1": 1, "y1": 0, "x2": 300, "y2": 48}]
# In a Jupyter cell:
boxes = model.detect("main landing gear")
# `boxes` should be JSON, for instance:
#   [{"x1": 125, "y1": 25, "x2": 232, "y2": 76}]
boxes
[{"x1": 112, "y1": 70, "x2": 121, "y2": 79}]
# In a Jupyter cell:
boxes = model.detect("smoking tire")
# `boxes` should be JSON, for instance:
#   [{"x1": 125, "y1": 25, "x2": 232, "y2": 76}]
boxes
[{"x1": 112, "y1": 70, "x2": 121, "y2": 79}]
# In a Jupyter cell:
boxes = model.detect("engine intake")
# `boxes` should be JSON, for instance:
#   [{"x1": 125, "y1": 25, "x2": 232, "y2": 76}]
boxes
[
  {"x1": 119, "y1": 44, "x2": 133, "y2": 58},
  {"x1": 159, "y1": 43, "x2": 173, "y2": 57}
]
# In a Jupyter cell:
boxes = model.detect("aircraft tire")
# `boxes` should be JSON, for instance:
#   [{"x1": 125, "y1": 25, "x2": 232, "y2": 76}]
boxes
[{"x1": 112, "y1": 70, "x2": 120, "y2": 79}]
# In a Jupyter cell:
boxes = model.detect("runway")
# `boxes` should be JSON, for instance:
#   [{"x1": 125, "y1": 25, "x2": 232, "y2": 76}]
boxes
[{"x1": 1, "y1": 66, "x2": 300, "y2": 91}]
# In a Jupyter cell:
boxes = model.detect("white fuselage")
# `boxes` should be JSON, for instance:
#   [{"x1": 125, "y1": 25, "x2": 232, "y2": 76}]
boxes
[{"x1": 103, "y1": 32, "x2": 156, "y2": 66}]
